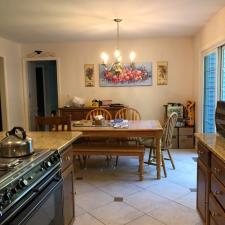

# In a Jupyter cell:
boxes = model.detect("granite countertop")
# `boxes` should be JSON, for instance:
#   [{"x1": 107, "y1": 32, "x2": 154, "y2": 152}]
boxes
[
  {"x1": 195, "y1": 133, "x2": 225, "y2": 162},
  {"x1": 0, "y1": 131, "x2": 82, "y2": 154}
]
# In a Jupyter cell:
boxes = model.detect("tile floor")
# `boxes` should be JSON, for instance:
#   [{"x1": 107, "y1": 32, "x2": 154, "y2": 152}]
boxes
[{"x1": 73, "y1": 149, "x2": 203, "y2": 225}]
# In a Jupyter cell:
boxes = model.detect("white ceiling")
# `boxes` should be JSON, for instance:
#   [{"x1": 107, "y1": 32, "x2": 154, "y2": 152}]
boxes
[{"x1": 0, "y1": 0, "x2": 225, "y2": 43}]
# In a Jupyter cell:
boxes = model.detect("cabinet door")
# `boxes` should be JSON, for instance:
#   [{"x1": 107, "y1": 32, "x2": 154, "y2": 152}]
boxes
[
  {"x1": 197, "y1": 160, "x2": 210, "y2": 224},
  {"x1": 63, "y1": 164, "x2": 75, "y2": 225}
]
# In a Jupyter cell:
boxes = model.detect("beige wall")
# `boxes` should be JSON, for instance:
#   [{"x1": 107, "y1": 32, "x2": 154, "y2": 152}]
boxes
[
  {"x1": 22, "y1": 37, "x2": 194, "y2": 122},
  {"x1": 0, "y1": 37, "x2": 24, "y2": 129},
  {"x1": 193, "y1": 6, "x2": 225, "y2": 132}
]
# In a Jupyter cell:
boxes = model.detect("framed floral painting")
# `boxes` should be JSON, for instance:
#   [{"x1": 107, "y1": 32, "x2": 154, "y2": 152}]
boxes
[
  {"x1": 99, "y1": 63, "x2": 152, "y2": 87},
  {"x1": 84, "y1": 64, "x2": 95, "y2": 87}
]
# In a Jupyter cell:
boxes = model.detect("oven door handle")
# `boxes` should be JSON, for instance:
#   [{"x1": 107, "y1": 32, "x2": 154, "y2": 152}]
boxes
[{"x1": 32, "y1": 168, "x2": 61, "y2": 193}]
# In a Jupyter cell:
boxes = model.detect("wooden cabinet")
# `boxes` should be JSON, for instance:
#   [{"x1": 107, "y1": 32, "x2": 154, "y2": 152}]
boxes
[
  {"x1": 197, "y1": 140, "x2": 225, "y2": 225},
  {"x1": 59, "y1": 106, "x2": 125, "y2": 120},
  {"x1": 61, "y1": 146, "x2": 75, "y2": 225},
  {"x1": 197, "y1": 159, "x2": 210, "y2": 222},
  {"x1": 172, "y1": 127, "x2": 195, "y2": 149}
]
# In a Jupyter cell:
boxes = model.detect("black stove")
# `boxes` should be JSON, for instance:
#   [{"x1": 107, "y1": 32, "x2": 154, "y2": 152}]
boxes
[{"x1": 0, "y1": 150, "x2": 63, "y2": 225}]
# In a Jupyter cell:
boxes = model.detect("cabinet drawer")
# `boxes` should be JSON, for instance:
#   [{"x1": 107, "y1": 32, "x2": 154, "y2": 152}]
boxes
[
  {"x1": 179, "y1": 135, "x2": 194, "y2": 149},
  {"x1": 210, "y1": 215, "x2": 219, "y2": 225},
  {"x1": 209, "y1": 194, "x2": 225, "y2": 225},
  {"x1": 198, "y1": 143, "x2": 210, "y2": 167},
  {"x1": 212, "y1": 155, "x2": 225, "y2": 187},
  {"x1": 61, "y1": 146, "x2": 73, "y2": 172},
  {"x1": 179, "y1": 127, "x2": 194, "y2": 135},
  {"x1": 173, "y1": 128, "x2": 178, "y2": 135},
  {"x1": 211, "y1": 174, "x2": 225, "y2": 209},
  {"x1": 172, "y1": 135, "x2": 178, "y2": 149}
]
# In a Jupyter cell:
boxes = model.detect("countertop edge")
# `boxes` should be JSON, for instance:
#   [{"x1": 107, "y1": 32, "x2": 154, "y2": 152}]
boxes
[
  {"x1": 195, "y1": 133, "x2": 225, "y2": 163},
  {"x1": 57, "y1": 132, "x2": 83, "y2": 153}
]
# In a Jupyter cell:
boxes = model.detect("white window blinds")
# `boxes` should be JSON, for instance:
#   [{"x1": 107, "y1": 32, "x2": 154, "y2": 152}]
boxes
[{"x1": 203, "y1": 52, "x2": 217, "y2": 133}]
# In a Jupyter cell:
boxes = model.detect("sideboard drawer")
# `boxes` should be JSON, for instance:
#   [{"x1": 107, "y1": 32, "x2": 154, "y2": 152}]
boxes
[
  {"x1": 211, "y1": 174, "x2": 225, "y2": 209},
  {"x1": 211, "y1": 155, "x2": 225, "y2": 187},
  {"x1": 210, "y1": 215, "x2": 219, "y2": 225},
  {"x1": 179, "y1": 135, "x2": 194, "y2": 149},
  {"x1": 198, "y1": 142, "x2": 210, "y2": 167},
  {"x1": 179, "y1": 127, "x2": 194, "y2": 135},
  {"x1": 209, "y1": 194, "x2": 225, "y2": 225}
]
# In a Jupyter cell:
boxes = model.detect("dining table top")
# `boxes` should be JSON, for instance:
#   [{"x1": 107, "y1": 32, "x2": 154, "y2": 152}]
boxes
[{"x1": 71, "y1": 120, "x2": 163, "y2": 131}]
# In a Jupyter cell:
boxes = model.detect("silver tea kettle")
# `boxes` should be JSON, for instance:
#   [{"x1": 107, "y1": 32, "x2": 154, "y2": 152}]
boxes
[{"x1": 0, "y1": 127, "x2": 33, "y2": 158}]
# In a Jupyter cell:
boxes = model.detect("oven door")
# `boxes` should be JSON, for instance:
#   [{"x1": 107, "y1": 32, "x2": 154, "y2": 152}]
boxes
[{"x1": 8, "y1": 172, "x2": 63, "y2": 225}]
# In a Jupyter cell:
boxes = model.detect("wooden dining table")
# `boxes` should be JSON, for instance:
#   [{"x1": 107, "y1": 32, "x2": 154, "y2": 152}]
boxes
[{"x1": 72, "y1": 120, "x2": 163, "y2": 179}]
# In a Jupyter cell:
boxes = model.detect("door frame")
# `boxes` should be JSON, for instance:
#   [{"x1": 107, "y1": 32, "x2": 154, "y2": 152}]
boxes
[
  {"x1": 23, "y1": 57, "x2": 61, "y2": 130},
  {"x1": 0, "y1": 56, "x2": 9, "y2": 130}
]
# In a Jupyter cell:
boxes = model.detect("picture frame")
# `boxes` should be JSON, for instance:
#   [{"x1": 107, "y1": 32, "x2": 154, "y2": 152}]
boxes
[
  {"x1": 84, "y1": 64, "x2": 95, "y2": 87},
  {"x1": 157, "y1": 61, "x2": 168, "y2": 85},
  {"x1": 99, "y1": 62, "x2": 152, "y2": 87}
]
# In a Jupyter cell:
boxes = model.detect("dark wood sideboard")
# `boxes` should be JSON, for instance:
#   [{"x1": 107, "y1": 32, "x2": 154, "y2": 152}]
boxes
[
  {"x1": 196, "y1": 134, "x2": 225, "y2": 225},
  {"x1": 59, "y1": 106, "x2": 126, "y2": 120}
]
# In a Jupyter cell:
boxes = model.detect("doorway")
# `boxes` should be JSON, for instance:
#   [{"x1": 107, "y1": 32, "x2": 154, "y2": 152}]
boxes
[
  {"x1": 27, "y1": 60, "x2": 58, "y2": 131},
  {"x1": 0, "y1": 57, "x2": 7, "y2": 131}
]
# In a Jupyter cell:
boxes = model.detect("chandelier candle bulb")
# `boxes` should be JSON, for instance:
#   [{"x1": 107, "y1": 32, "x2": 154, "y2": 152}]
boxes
[
  {"x1": 114, "y1": 49, "x2": 121, "y2": 59},
  {"x1": 101, "y1": 52, "x2": 109, "y2": 64},
  {"x1": 129, "y1": 51, "x2": 136, "y2": 63}
]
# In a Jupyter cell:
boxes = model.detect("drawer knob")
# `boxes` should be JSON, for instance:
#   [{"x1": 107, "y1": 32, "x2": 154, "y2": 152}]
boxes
[
  {"x1": 211, "y1": 212, "x2": 219, "y2": 217},
  {"x1": 198, "y1": 150, "x2": 204, "y2": 155},
  {"x1": 66, "y1": 156, "x2": 71, "y2": 161},
  {"x1": 214, "y1": 168, "x2": 221, "y2": 174},
  {"x1": 213, "y1": 190, "x2": 222, "y2": 195}
]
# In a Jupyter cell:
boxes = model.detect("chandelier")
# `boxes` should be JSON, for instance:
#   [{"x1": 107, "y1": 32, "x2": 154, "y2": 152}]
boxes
[{"x1": 100, "y1": 19, "x2": 136, "y2": 76}]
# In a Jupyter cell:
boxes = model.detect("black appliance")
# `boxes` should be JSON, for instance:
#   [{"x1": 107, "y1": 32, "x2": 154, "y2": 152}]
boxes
[
  {"x1": 0, "y1": 150, "x2": 63, "y2": 225},
  {"x1": 215, "y1": 101, "x2": 225, "y2": 138}
]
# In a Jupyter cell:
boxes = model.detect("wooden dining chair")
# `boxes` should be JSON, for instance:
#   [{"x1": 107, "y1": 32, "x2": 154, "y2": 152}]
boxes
[
  {"x1": 114, "y1": 107, "x2": 141, "y2": 167},
  {"x1": 35, "y1": 115, "x2": 83, "y2": 167},
  {"x1": 35, "y1": 115, "x2": 72, "y2": 131},
  {"x1": 86, "y1": 108, "x2": 112, "y2": 120},
  {"x1": 142, "y1": 112, "x2": 178, "y2": 177},
  {"x1": 115, "y1": 107, "x2": 141, "y2": 120}
]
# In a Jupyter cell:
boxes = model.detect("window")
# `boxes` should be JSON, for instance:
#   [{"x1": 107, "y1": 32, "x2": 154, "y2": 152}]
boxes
[
  {"x1": 203, "y1": 51, "x2": 217, "y2": 133},
  {"x1": 203, "y1": 45, "x2": 225, "y2": 133}
]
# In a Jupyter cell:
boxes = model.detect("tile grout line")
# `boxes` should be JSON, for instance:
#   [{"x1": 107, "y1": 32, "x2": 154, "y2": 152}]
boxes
[{"x1": 86, "y1": 212, "x2": 107, "y2": 225}]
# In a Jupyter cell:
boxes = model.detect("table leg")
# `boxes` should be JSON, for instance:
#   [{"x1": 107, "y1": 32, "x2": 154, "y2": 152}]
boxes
[
  {"x1": 139, "y1": 154, "x2": 144, "y2": 181},
  {"x1": 155, "y1": 137, "x2": 161, "y2": 179}
]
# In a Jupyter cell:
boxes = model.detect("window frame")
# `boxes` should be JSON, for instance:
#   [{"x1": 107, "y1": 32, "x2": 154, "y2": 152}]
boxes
[{"x1": 202, "y1": 49, "x2": 219, "y2": 133}]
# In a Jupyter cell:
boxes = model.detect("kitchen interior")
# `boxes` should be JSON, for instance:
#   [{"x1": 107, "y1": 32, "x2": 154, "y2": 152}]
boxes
[{"x1": 0, "y1": 1, "x2": 225, "y2": 225}]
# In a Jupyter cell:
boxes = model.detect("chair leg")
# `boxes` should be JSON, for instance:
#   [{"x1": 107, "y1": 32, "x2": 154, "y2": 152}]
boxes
[
  {"x1": 161, "y1": 151, "x2": 167, "y2": 177},
  {"x1": 83, "y1": 156, "x2": 87, "y2": 169},
  {"x1": 106, "y1": 155, "x2": 110, "y2": 167},
  {"x1": 147, "y1": 148, "x2": 152, "y2": 164},
  {"x1": 167, "y1": 149, "x2": 175, "y2": 169},
  {"x1": 115, "y1": 156, "x2": 119, "y2": 167},
  {"x1": 78, "y1": 155, "x2": 83, "y2": 168}
]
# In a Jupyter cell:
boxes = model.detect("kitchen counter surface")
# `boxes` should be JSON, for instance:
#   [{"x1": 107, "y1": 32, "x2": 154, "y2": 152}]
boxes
[
  {"x1": 0, "y1": 131, "x2": 82, "y2": 153},
  {"x1": 195, "y1": 133, "x2": 225, "y2": 162}
]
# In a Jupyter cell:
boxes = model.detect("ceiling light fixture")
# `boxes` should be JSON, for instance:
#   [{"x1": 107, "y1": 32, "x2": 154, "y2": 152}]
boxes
[{"x1": 100, "y1": 19, "x2": 136, "y2": 75}]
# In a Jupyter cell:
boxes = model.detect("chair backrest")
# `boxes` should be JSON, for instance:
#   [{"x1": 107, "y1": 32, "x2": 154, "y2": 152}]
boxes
[
  {"x1": 85, "y1": 108, "x2": 112, "y2": 120},
  {"x1": 35, "y1": 115, "x2": 72, "y2": 131},
  {"x1": 115, "y1": 107, "x2": 141, "y2": 120},
  {"x1": 161, "y1": 112, "x2": 178, "y2": 149}
]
